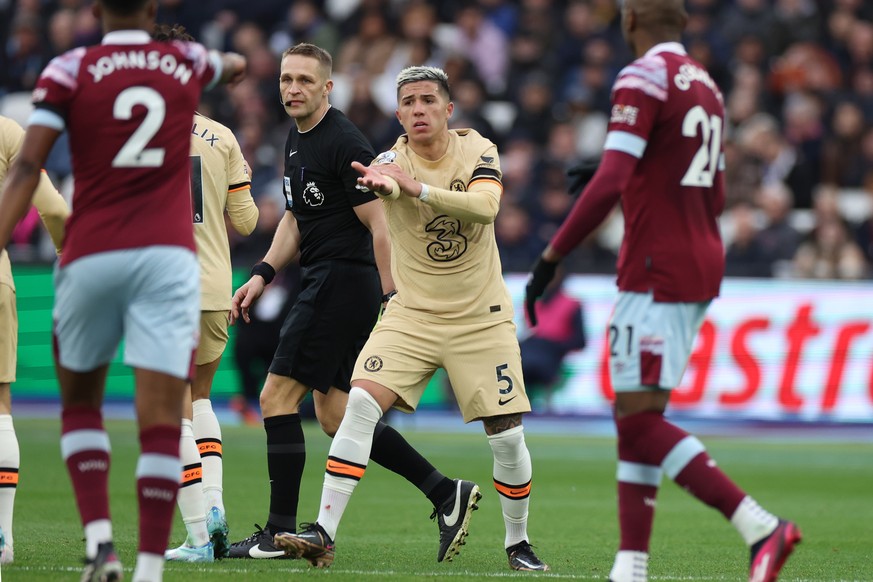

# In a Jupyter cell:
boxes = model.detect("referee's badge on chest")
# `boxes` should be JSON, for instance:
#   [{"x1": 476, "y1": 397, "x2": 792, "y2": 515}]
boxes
[{"x1": 283, "y1": 176, "x2": 293, "y2": 207}]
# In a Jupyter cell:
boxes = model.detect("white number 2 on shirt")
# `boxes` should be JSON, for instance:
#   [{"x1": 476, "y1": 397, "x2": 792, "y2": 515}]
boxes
[
  {"x1": 680, "y1": 105, "x2": 722, "y2": 188},
  {"x1": 111, "y1": 87, "x2": 166, "y2": 168}
]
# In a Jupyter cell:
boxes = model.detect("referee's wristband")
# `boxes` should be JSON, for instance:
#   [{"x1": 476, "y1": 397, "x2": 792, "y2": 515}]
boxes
[
  {"x1": 250, "y1": 261, "x2": 276, "y2": 285},
  {"x1": 381, "y1": 290, "x2": 397, "y2": 303},
  {"x1": 418, "y1": 182, "x2": 429, "y2": 202}
]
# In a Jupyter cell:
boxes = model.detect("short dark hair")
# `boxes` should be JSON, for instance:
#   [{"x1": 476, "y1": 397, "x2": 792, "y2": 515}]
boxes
[
  {"x1": 152, "y1": 23, "x2": 193, "y2": 42},
  {"x1": 99, "y1": 0, "x2": 150, "y2": 17},
  {"x1": 281, "y1": 43, "x2": 332, "y2": 76}
]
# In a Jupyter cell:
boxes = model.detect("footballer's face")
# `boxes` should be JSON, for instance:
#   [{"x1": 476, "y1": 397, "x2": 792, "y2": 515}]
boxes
[
  {"x1": 279, "y1": 54, "x2": 332, "y2": 124},
  {"x1": 395, "y1": 80, "x2": 453, "y2": 145}
]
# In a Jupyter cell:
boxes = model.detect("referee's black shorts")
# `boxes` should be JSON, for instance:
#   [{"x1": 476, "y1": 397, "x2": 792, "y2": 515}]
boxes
[{"x1": 268, "y1": 259, "x2": 380, "y2": 393}]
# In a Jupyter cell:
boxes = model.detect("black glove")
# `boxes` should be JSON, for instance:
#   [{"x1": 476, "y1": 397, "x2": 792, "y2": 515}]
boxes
[
  {"x1": 525, "y1": 257, "x2": 558, "y2": 327},
  {"x1": 567, "y1": 159, "x2": 600, "y2": 195}
]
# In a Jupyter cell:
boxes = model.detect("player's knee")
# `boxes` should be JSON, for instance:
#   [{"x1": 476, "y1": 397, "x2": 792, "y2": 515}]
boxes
[
  {"x1": 613, "y1": 390, "x2": 669, "y2": 418},
  {"x1": 483, "y1": 412, "x2": 523, "y2": 436},
  {"x1": 259, "y1": 374, "x2": 304, "y2": 416},
  {"x1": 317, "y1": 413, "x2": 342, "y2": 437}
]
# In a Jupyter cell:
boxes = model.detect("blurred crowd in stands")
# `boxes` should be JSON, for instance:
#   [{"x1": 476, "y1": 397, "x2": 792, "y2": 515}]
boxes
[{"x1": 2, "y1": 0, "x2": 873, "y2": 281}]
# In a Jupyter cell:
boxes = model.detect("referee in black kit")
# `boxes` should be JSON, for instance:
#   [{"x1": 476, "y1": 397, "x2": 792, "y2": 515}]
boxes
[{"x1": 227, "y1": 43, "x2": 466, "y2": 559}]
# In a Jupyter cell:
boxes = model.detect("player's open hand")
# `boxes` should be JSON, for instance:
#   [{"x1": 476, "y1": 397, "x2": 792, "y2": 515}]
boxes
[
  {"x1": 525, "y1": 257, "x2": 558, "y2": 327},
  {"x1": 369, "y1": 163, "x2": 418, "y2": 197},
  {"x1": 351, "y1": 161, "x2": 392, "y2": 195},
  {"x1": 229, "y1": 276, "x2": 266, "y2": 325}
]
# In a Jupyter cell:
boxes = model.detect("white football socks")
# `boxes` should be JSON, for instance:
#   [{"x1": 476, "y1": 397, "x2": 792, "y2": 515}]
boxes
[
  {"x1": 488, "y1": 425, "x2": 532, "y2": 548},
  {"x1": 0, "y1": 415, "x2": 19, "y2": 556},
  {"x1": 178, "y1": 419, "x2": 209, "y2": 546},
  {"x1": 731, "y1": 495, "x2": 779, "y2": 546},
  {"x1": 317, "y1": 387, "x2": 382, "y2": 540},
  {"x1": 193, "y1": 399, "x2": 224, "y2": 513}
]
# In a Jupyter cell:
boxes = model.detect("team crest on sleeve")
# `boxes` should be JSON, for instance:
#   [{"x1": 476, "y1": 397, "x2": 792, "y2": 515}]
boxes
[
  {"x1": 303, "y1": 181, "x2": 324, "y2": 206},
  {"x1": 373, "y1": 151, "x2": 397, "y2": 165}
]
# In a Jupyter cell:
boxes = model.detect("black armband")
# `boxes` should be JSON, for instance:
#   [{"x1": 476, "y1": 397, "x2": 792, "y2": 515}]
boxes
[
  {"x1": 381, "y1": 290, "x2": 397, "y2": 303},
  {"x1": 250, "y1": 261, "x2": 276, "y2": 285}
]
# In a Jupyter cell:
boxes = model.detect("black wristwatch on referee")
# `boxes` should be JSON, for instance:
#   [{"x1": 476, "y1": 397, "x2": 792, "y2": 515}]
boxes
[{"x1": 381, "y1": 290, "x2": 397, "y2": 303}]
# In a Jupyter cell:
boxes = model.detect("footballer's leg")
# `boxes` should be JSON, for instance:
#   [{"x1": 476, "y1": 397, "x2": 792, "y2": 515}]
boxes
[
  {"x1": 191, "y1": 311, "x2": 230, "y2": 557},
  {"x1": 609, "y1": 297, "x2": 799, "y2": 582},
  {"x1": 165, "y1": 387, "x2": 213, "y2": 563},
  {"x1": 274, "y1": 381, "x2": 396, "y2": 567},
  {"x1": 449, "y1": 318, "x2": 544, "y2": 570},
  {"x1": 125, "y1": 246, "x2": 198, "y2": 581},
  {"x1": 58, "y1": 364, "x2": 122, "y2": 582},
  {"x1": 314, "y1": 385, "x2": 460, "y2": 557},
  {"x1": 0, "y1": 384, "x2": 18, "y2": 565},
  {"x1": 0, "y1": 284, "x2": 17, "y2": 564},
  {"x1": 54, "y1": 254, "x2": 126, "y2": 581},
  {"x1": 484, "y1": 414, "x2": 548, "y2": 572},
  {"x1": 131, "y1": 368, "x2": 186, "y2": 582},
  {"x1": 228, "y1": 373, "x2": 308, "y2": 559}
]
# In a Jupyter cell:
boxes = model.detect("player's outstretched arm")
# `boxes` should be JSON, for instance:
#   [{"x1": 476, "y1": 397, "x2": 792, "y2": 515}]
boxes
[
  {"x1": 351, "y1": 160, "x2": 396, "y2": 197},
  {"x1": 0, "y1": 125, "x2": 60, "y2": 249},
  {"x1": 218, "y1": 52, "x2": 246, "y2": 86},
  {"x1": 371, "y1": 161, "x2": 501, "y2": 224}
]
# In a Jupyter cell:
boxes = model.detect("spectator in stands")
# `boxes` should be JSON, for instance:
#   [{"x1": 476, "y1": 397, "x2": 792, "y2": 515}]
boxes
[
  {"x1": 448, "y1": 75, "x2": 497, "y2": 144},
  {"x1": 736, "y1": 113, "x2": 816, "y2": 208},
  {"x1": 772, "y1": 0, "x2": 822, "y2": 54},
  {"x1": 2, "y1": 13, "x2": 49, "y2": 93},
  {"x1": 821, "y1": 99, "x2": 869, "y2": 187},
  {"x1": 782, "y1": 91, "x2": 825, "y2": 186},
  {"x1": 334, "y1": 7, "x2": 396, "y2": 77},
  {"x1": 861, "y1": 125, "x2": 873, "y2": 187},
  {"x1": 451, "y1": 4, "x2": 509, "y2": 96},
  {"x1": 724, "y1": 200, "x2": 772, "y2": 278},
  {"x1": 793, "y1": 216, "x2": 868, "y2": 279},
  {"x1": 555, "y1": 1, "x2": 599, "y2": 72},
  {"x1": 270, "y1": 0, "x2": 340, "y2": 57},
  {"x1": 500, "y1": 134, "x2": 541, "y2": 208},
  {"x1": 343, "y1": 73, "x2": 397, "y2": 153},
  {"x1": 503, "y1": 30, "x2": 554, "y2": 104},
  {"x1": 495, "y1": 202, "x2": 541, "y2": 273},
  {"x1": 508, "y1": 72, "x2": 555, "y2": 146},
  {"x1": 720, "y1": 0, "x2": 776, "y2": 54},
  {"x1": 47, "y1": 9, "x2": 77, "y2": 56},
  {"x1": 370, "y1": 0, "x2": 445, "y2": 116},
  {"x1": 853, "y1": 182, "x2": 873, "y2": 264},
  {"x1": 479, "y1": 0, "x2": 519, "y2": 37},
  {"x1": 755, "y1": 182, "x2": 803, "y2": 276}
]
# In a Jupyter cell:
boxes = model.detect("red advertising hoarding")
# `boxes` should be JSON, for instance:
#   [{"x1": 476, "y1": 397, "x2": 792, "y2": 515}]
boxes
[{"x1": 508, "y1": 274, "x2": 873, "y2": 422}]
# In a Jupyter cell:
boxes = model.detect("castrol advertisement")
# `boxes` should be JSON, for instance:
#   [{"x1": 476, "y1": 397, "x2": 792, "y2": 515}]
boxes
[{"x1": 509, "y1": 275, "x2": 873, "y2": 423}]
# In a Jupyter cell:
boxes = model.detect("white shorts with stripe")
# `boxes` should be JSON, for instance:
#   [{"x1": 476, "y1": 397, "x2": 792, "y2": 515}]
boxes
[
  {"x1": 53, "y1": 246, "x2": 200, "y2": 378},
  {"x1": 608, "y1": 291, "x2": 710, "y2": 391}
]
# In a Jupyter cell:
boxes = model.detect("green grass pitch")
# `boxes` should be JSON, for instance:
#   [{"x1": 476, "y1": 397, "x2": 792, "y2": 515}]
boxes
[{"x1": 1, "y1": 417, "x2": 869, "y2": 581}]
